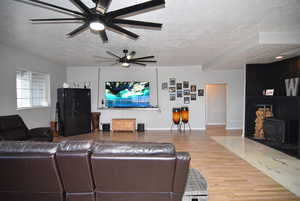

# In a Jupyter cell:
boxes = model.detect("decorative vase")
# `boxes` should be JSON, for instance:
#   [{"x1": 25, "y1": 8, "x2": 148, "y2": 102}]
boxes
[
  {"x1": 181, "y1": 107, "x2": 189, "y2": 124},
  {"x1": 172, "y1": 108, "x2": 181, "y2": 125}
]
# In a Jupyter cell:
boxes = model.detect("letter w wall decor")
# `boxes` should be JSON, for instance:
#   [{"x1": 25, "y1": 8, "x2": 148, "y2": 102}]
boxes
[{"x1": 285, "y1": 77, "x2": 299, "y2": 96}]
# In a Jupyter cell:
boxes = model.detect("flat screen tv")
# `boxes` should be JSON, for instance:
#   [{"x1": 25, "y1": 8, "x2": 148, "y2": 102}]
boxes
[{"x1": 105, "y1": 81, "x2": 150, "y2": 108}]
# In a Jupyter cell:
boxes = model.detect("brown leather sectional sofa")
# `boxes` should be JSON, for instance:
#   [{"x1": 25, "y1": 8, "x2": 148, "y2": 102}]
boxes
[
  {"x1": 0, "y1": 140, "x2": 190, "y2": 201},
  {"x1": 0, "y1": 115, "x2": 53, "y2": 141}
]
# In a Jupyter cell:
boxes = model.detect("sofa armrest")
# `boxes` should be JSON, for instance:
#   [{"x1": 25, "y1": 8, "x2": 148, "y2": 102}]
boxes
[
  {"x1": 28, "y1": 127, "x2": 53, "y2": 141},
  {"x1": 173, "y1": 152, "x2": 191, "y2": 193}
]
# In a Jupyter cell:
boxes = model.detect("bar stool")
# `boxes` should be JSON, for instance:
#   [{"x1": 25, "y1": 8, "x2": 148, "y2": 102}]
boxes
[
  {"x1": 171, "y1": 108, "x2": 182, "y2": 131},
  {"x1": 181, "y1": 107, "x2": 191, "y2": 132}
]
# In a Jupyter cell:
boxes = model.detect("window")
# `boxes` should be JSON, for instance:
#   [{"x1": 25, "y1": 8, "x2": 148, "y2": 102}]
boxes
[{"x1": 16, "y1": 70, "x2": 50, "y2": 109}]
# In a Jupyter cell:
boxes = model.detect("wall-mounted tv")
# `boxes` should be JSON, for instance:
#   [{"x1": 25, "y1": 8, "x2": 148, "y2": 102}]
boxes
[{"x1": 105, "y1": 81, "x2": 150, "y2": 108}]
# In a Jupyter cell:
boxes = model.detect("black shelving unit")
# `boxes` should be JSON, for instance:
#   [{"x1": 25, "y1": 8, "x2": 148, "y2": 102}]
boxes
[{"x1": 57, "y1": 88, "x2": 91, "y2": 136}]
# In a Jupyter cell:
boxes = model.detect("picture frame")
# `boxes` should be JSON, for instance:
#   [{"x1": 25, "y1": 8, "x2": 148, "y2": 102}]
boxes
[
  {"x1": 265, "y1": 89, "x2": 274, "y2": 96},
  {"x1": 176, "y1": 83, "x2": 182, "y2": 90},
  {"x1": 170, "y1": 94, "x2": 176, "y2": 101},
  {"x1": 177, "y1": 90, "x2": 183, "y2": 98},
  {"x1": 191, "y1": 93, "x2": 196, "y2": 101},
  {"x1": 169, "y1": 87, "x2": 176, "y2": 93},
  {"x1": 191, "y1": 85, "x2": 196, "y2": 92},
  {"x1": 183, "y1": 81, "x2": 189, "y2": 88},
  {"x1": 162, "y1": 82, "x2": 168, "y2": 90},
  {"x1": 169, "y1": 78, "x2": 176, "y2": 86},
  {"x1": 184, "y1": 97, "x2": 190, "y2": 104},
  {"x1": 198, "y1": 89, "x2": 204, "y2": 96},
  {"x1": 184, "y1": 89, "x2": 190, "y2": 96}
]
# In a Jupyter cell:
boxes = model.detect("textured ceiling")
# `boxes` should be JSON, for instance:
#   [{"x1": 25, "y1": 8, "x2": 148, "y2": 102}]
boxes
[{"x1": 0, "y1": 0, "x2": 300, "y2": 69}]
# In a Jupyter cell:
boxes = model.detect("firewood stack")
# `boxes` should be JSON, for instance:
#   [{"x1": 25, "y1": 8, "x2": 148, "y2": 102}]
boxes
[{"x1": 255, "y1": 108, "x2": 273, "y2": 139}]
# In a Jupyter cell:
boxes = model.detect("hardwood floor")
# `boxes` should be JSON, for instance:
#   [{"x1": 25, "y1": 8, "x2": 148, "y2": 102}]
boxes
[{"x1": 54, "y1": 127, "x2": 300, "y2": 201}]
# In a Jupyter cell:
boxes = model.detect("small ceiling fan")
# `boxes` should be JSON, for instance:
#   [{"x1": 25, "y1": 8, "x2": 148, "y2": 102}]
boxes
[
  {"x1": 23, "y1": 0, "x2": 165, "y2": 42},
  {"x1": 95, "y1": 49, "x2": 157, "y2": 67}
]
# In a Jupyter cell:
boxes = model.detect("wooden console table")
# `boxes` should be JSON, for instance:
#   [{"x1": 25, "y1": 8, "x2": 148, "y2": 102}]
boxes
[{"x1": 112, "y1": 118, "x2": 136, "y2": 132}]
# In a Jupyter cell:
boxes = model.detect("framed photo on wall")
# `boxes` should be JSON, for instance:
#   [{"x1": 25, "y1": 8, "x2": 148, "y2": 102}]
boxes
[
  {"x1": 198, "y1": 89, "x2": 204, "y2": 96},
  {"x1": 162, "y1": 82, "x2": 168, "y2": 90},
  {"x1": 265, "y1": 89, "x2": 274, "y2": 96},
  {"x1": 184, "y1": 97, "x2": 190, "y2": 104},
  {"x1": 170, "y1": 94, "x2": 176, "y2": 101},
  {"x1": 169, "y1": 87, "x2": 176, "y2": 93},
  {"x1": 184, "y1": 89, "x2": 190, "y2": 96},
  {"x1": 176, "y1": 83, "x2": 182, "y2": 90},
  {"x1": 177, "y1": 90, "x2": 183, "y2": 98},
  {"x1": 191, "y1": 85, "x2": 196, "y2": 92},
  {"x1": 191, "y1": 94, "x2": 196, "y2": 101},
  {"x1": 183, "y1": 81, "x2": 189, "y2": 88},
  {"x1": 169, "y1": 78, "x2": 176, "y2": 86}
]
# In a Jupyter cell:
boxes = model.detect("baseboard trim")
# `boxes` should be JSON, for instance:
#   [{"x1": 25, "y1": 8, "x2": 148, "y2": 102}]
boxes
[
  {"x1": 146, "y1": 127, "x2": 206, "y2": 131},
  {"x1": 226, "y1": 127, "x2": 243, "y2": 130},
  {"x1": 206, "y1": 123, "x2": 226, "y2": 126}
]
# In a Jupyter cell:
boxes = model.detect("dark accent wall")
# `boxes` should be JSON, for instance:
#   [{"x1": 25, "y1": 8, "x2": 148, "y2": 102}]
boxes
[
  {"x1": 246, "y1": 56, "x2": 300, "y2": 96},
  {"x1": 245, "y1": 56, "x2": 300, "y2": 158}
]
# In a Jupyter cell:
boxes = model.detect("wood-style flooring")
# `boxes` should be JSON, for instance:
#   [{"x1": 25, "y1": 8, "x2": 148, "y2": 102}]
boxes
[{"x1": 54, "y1": 126, "x2": 300, "y2": 201}]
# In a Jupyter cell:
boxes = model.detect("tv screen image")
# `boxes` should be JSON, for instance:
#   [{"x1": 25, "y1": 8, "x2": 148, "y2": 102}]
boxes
[{"x1": 105, "y1": 81, "x2": 150, "y2": 108}]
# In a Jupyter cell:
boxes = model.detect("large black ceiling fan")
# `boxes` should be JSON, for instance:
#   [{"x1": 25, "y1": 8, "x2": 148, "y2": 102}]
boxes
[
  {"x1": 95, "y1": 49, "x2": 157, "y2": 67},
  {"x1": 24, "y1": 0, "x2": 165, "y2": 42}
]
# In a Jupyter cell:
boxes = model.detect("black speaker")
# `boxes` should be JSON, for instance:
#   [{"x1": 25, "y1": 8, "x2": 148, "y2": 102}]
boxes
[
  {"x1": 102, "y1": 123, "x2": 110, "y2": 132},
  {"x1": 137, "y1": 123, "x2": 145, "y2": 132}
]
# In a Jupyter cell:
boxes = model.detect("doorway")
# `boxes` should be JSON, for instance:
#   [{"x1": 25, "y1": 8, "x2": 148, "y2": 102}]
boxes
[{"x1": 205, "y1": 84, "x2": 227, "y2": 128}]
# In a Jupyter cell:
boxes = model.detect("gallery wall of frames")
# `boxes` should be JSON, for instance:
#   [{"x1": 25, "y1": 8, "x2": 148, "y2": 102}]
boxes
[{"x1": 162, "y1": 79, "x2": 204, "y2": 104}]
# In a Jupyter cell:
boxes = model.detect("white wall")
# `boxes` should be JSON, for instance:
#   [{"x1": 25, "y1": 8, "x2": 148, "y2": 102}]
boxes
[
  {"x1": 206, "y1": 84, "x2": 227, "y2": 125},
  {"x1": 67, "y1": 66, "x2": 244, "y2": 130},
  {"x1": 0, "y1": 43, "x2": 66, "y2": 128}
]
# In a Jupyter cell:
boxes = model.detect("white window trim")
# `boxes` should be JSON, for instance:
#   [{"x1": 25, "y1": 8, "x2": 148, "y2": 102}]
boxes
[{"x1": 16, "y1": 68, "x2": 51, "y2": 110}]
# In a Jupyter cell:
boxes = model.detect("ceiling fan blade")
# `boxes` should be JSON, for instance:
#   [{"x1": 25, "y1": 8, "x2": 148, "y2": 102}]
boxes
[
  {"x1": 95, "y1": 60, "x2": 116, "y2": 63},
  {"x1": 99, "y1": 30, "x2": 108, "y2": 42},
  {"x1": 67, "y1": 22, "x2": 89, "y2": 37},
  {"x1": 70, "y1": 0, "x2": 92, "y2": 14},
  {"x1": 107, "y1": 0, "x2": 165, "y2": 18},
  {"x1": 108, "y1": 24, "x2": 139, "y2": 39},
  {"x1": 110, "y1": 62, "x2": 119, "y2": 66},
  {"x1": 131, "y1": 56, "x2": 154, "y2": 60},
  {"x1": 28, "y1": 0, "x2": 84, "y2": 16},
  {"x1": 96, "y1": 0, "x2": 112, "y2": 13},
  {"x1": 134, "y1": 60, "x2": 156, "y2": 62},
  {"x1": 30, "y1": 18, "x2": 86, "y2": 22},
  {"x1": 93, "y1": 55, "x2": 114, "y2": 59},
  {"x1": 106, "y1": 51, "x2": 121, "y2": 59},
  {"x1": 112, "y1": 19, "x2": 162, "y2": 28},
  {"x1": 133, "y1": 62, "x2": 147, "y2": 66}
]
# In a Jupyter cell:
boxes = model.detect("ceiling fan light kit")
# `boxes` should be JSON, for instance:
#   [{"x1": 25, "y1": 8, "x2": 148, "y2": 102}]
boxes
[
  {"x1": 89, "y1": 21, "x2": 105, "y2": 31},
  {"x1": 25, "y1": 0, "x2": 165, "y2": 42},
  {"x1": 96, "y1": 49, "x2": 157, "y2": 67},
  {"x1": 121, "y1": 62, "x2": 130, "y2": 68}
]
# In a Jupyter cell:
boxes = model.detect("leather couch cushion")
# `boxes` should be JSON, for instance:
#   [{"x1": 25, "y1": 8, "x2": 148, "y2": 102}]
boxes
[
  {"x1": 92, "y1": 155, "x2": 176, "y2": 192},
  {"x1": 58, "y1": 140, "x2": 93, "y2": 153},
  {"x1": 0, "y1": 115, "x2": 28, "y2": 140},
  {"x1": 91, "y1": 141, "x2": 177, "y2": 193},
  {"x1": 0, "y1": 141, "x2": 58, "y2": 154},
  {"x1": 92, "y1": 141, "x2": 175, "y2": 156},
  {"x1": 0, "y1": 115, "x2": 28, "y2": 130},
  {"x1": 56, "y1": 141, "x2": 95, "y2": 197},
  {"x1": 0, "y1": 141, "x2": 63, "y2": 201}
]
